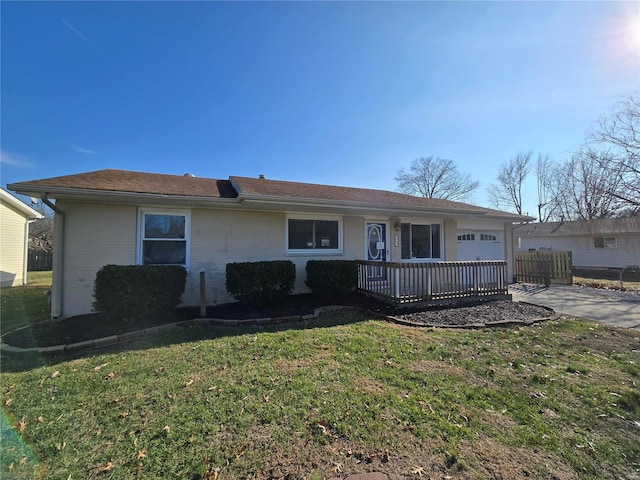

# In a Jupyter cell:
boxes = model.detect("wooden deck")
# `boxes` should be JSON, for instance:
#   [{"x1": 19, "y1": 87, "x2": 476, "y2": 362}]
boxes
[{"x1": 356, "y1": 260, "x2": 510, "y2": 307}]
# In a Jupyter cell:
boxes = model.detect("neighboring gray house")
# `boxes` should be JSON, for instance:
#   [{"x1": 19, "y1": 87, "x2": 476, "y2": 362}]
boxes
[
  {"x1": 515, "y1": 218, "x2": 640, "y2": 269},
  {"x1": 0, "y1": 188, "x2": 43, "y2": 287},
  {"x1": 9, "y1": 169, "x2": 531, "y2": 318}
]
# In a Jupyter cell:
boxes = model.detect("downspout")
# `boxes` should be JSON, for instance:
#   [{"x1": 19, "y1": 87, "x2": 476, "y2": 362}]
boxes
[
  {"x1": 41, "y1": 193, "x2": 64, "y2": 319},
  {"x1": 23, "y1": 219, "x2": 37, "y2": 285}
]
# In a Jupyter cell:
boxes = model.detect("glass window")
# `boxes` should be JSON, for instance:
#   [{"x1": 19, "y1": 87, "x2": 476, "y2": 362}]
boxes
[
  {"x1": 287, "y1": 218, "x2": 341, "y2": 252},
  {"x1": 594, "y1": 236, "x2": 616, "y2": 248},
  {"x1": 481, "y1": 234, "x2": 497, "y2": 241},
  {"x1": 431, "y1": 224, "x2": 441, "y2": 258},
  {"x1": 412, "y1": 225, "x2": 431, "y2": 258},
  {"x1": 457, "y1": 233, "x2": 475, "y2": 241},
  {"x1": 401, "y1": 223, "x2": 442, "y2": 260},
  {"x1": 139, "y1": 211, "x2": 189, "y2": 266}
]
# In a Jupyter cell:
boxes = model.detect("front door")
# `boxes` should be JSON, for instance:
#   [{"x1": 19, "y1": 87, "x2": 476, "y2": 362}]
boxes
[{"x1": 366, "y1": 222, "x2": 388, "y2": 280}]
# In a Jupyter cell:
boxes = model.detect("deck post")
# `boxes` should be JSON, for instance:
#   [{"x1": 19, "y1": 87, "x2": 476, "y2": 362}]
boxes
[{"x1": 394, "y1": 268, "x2": 400, "y2": 298}]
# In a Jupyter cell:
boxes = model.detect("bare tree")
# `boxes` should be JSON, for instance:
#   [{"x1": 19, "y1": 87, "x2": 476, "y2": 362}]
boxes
[
  {"x1": 587, "y1": 93, "x2": 640, "y2": 208},
  {"x1": 29, "y1": 201, "x2": 54, "y2": 252},
  {"x1": 536, "y1": 154, "x2": 558, "y2": 222},
  {"x1": 395, "y1": 156, "x2": 479, "y2": 202},
  {"x1": 552, "y1": 151, "x2": 627, "y2": 220},
  {"x1": 488, "y1": 151, "x2": 532, "y2": 215}
]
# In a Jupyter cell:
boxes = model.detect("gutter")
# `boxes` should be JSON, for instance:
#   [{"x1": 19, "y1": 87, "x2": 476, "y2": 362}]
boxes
[
  {"x1": 7, "y1": 185, "x2": 239, "y2": 206},
  {"x1": 235, "y1": 194, "x2": 530, "y2": 220},
  {"x1": 41, "y1": 193, "x2": 64, "y2": 319}
]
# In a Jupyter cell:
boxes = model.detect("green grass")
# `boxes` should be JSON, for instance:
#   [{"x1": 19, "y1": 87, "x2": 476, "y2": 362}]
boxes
[
  {"x1": 1, "y1": 313, "x2": 639, "y2": 479},
  {"x1": 1, "y1": 271, "x2": 52, "y2": 336}
]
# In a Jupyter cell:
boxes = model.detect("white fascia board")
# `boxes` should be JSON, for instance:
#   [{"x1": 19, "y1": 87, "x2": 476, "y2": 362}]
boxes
[{"x1": 0, "y1": 188, "x2": 43, "y2": 219}]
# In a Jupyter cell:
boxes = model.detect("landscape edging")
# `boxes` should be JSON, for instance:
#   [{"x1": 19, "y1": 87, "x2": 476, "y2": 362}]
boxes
[
  {"x1": 0, "y1": 305, "x2": 356, "y2": 353},
  {"x1": 0, "y1": 302, "x2": 558, "y2": 354}
]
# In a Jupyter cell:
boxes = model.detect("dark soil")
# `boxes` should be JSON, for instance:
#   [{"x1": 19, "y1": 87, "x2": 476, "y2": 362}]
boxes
[{"x1": 2, "y1": 292, "x2": 553, "y2": 348}]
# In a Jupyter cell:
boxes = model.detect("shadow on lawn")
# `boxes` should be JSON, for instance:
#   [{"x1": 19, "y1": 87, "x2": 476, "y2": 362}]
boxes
[
  {"x1": 1, "y1": 308, "x2": 370, "y2": 373},
  {"x1": 2, "y1": 292, "x2": 398, "y2": 373},
  {"x1": 3, "y1": 292, "x2": 390, "y2": 347}
]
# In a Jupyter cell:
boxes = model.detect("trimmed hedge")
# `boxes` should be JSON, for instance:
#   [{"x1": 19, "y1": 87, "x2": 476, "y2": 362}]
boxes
[
  {"x1": 93, "y1": 265, "x2": 187, "y2": 321},
  {"x1": 305, "y1": 260, "x2": 358, "y2": 295},
  {"x1": 226, "y1": 260, "x2": 296, "y2": 306}
]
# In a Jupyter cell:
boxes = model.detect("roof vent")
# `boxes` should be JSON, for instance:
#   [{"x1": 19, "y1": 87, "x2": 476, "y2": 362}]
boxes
[
  {"x1": 184, "y1": 173, "x2": 196, "y2": 177},
  {"x1": 258, "y1": 174, "x2": 265, "y2": 179}
]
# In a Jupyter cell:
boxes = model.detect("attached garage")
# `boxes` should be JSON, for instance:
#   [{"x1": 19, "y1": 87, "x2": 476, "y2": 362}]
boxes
[{"x1": 457, "y1": 229, "x2": 504, "y2": 261}]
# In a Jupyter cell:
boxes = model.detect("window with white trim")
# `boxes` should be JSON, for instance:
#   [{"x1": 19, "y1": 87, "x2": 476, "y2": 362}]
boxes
[
  {"x1": 286, "y1": 215, "x2": 342, "y2": 254},
  {"x1": 138, "y1": 210, "x2": 190, "y2": 266},
  {"x1": 401, "y1": 223, "x2": 442, "y2": 260},
  {"x1": 457, "y1": 233, "x2": 475, "y2": 241},
  {"x1": 480, "y1": 234, "x2": 497, "y2": 241},
  {"x1": 594, "y1": 236, "x2": 616, "y2": 248}
]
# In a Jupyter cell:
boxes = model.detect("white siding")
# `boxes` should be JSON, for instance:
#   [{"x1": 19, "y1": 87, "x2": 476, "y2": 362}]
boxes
[
  {"x1": 518, "y1": 234, "x2": 640, "y2": 269},
  {"x1": 0, "y1": 202, "x2": 28, "y2": 287}
]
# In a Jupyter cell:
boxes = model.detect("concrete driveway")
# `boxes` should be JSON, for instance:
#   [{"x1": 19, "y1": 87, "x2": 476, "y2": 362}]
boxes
[{"x1": 509, "y1": 283, "x2": 640, "y2": 329}]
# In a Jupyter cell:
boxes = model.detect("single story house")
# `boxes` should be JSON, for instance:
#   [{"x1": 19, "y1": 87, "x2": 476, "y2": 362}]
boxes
[
  {"x1": 515, "y1": 218, "x2": 640, "y2": 269},
  {"x1": 0, "y1": 188, "x2": 43, "y2": 287},
  {"x1": 9, "y1": 169, "x2": 532, "y2": 318}
]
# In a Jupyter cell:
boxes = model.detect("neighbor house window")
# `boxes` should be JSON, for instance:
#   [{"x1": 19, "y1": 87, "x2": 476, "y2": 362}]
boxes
[
  {"x1": 138, "y1": 210, "x2": 190, "y2": 266},
  {"x1": 401, "y1": 223, "x2": 441, "y2": 260},
  {"x1": 286, "y1": 216, "x2": 342, "y2": 254},
  {"x1": 594, "y1": 236, "x2": 616, "y2": 248}
]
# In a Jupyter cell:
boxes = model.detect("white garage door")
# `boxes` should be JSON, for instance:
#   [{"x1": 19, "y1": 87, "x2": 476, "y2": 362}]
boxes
[{"x1": 457, "y1": 230, "x2": 504, "y2": 261}]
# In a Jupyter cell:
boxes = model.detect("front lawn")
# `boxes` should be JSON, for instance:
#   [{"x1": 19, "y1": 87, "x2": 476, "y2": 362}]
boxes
[{"x1": 1, "y1": 313, "x2": 639, "y2": 479}]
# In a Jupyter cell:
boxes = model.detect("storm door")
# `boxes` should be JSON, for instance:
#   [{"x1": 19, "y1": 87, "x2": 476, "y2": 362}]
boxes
[{"x1": 366, "y1": 222, "x2": 388, "y2": 280}]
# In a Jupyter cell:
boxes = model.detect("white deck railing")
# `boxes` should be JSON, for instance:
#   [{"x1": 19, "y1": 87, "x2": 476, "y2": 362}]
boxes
[{"x1": 356, "y1": 260, "x2": 509, "y2": 306}]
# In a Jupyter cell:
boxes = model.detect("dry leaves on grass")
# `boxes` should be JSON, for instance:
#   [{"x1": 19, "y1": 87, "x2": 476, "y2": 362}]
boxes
[
  {"x1": 98, "y1": 461, "x2": 114, "y2": 472},
  {"x1": 92, "y1": 363, "x2": 108, "y2": 372},
  {"x1": 15, "y1": 417, "x2": 26, "y2": 433}
]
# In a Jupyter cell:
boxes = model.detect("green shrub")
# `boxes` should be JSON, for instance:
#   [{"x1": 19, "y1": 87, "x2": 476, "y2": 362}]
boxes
[
  {"x1": 305, "y1": 260, "x2": 357, "y2": 295},
  {"x1": 93, "y1": 265, "x2": 187, "y2": 322},
  {"x1": 225, "y1": 260, "x2": 296, "y2": 306}
]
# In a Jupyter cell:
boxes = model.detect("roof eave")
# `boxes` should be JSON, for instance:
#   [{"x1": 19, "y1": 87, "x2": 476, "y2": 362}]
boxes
[
  {"x1": 237, "y1": 193, "x2": 529, "y2": 220},
  {"x1": 7, "y1": 185, "x2": 239, "y2": 207},
  {"x1": 0, "y1": 188, "x2": 43, "y2": 219}
]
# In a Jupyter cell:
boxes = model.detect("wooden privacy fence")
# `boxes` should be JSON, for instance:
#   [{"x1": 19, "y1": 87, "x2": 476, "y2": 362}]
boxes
[
  {"x1": 515, "y1": 250, "x2": 572, "y2": 286},
  {"x1": 28, "y1": 250, "x2": 53, "y2": 271},
  {"x1": 356, "y1": 260, "x2": 509, "y2": 307}
]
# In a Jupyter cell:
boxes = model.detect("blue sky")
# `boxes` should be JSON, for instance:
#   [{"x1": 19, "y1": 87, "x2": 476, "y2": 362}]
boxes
[{"x1": 1, "y1": 1, "x2": 638, "y2": 216}]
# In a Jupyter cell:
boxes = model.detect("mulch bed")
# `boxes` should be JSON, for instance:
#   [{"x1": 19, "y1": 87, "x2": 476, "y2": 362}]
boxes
[
  {"x1": 386, "y1": 299, "x2": 553, "y2": 327},
  {"x1": 2, "y1": 292, "x2": 554, "y2": 348}
]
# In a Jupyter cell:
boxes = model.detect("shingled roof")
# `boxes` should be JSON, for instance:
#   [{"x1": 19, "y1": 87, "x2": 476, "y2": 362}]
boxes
[
  {"x1": 231, "y1": 176, "x2": 491, "y2": 213},
  {"x1": 515, "y1": 217, "x2": 640, "y2": 236},
  {"x1": 9, "y1": 169, "x2": 531, "y2": 220},
  {"x1": 9, "y1": 169, "x2": 237, "y2": 198}
]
